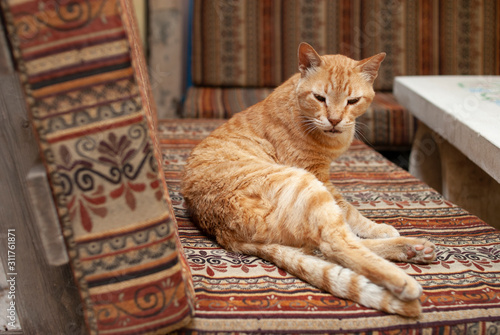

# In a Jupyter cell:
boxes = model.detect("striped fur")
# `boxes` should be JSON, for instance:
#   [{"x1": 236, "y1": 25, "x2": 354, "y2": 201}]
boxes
[{"x1": 182, "y1": 43, "x2": 436, "y2": 317}]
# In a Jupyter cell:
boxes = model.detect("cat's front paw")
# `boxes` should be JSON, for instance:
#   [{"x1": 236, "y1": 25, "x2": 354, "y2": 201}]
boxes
[{"x1": 372, "y1": 223, "x2": 400, "y2": 239}]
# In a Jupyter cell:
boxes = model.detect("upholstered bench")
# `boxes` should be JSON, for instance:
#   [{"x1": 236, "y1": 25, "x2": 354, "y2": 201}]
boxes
[{"x1": 159, "y1": 119, "x2": 500, "y2": 334}]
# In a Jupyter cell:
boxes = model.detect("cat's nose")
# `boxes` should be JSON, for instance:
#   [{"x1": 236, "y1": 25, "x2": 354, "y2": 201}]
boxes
[{"x1": 328, "y1": 118, "x2": 342, "y2": 127}]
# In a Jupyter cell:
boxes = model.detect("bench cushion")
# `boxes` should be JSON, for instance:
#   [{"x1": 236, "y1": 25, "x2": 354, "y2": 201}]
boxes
[
  {"x1": 182, "y1": 88, "x2": 416, "y2": 148},
  {"x1": 159, "y1": 119, "x2": 500, "y2": 334}
]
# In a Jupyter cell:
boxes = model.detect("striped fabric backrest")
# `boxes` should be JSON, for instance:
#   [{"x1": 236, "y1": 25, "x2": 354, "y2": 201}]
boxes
[
  {"x1": 192, "y1": 0, "x2": 500, "y2": 91},
  {"x1": 192, "y1": 0, "x2": 284, "y2": 87}
]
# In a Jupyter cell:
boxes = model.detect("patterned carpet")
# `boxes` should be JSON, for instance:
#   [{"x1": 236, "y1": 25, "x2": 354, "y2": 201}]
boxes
[{"x1": 159, "y1": 119, "x2": 500, "y2": 334}]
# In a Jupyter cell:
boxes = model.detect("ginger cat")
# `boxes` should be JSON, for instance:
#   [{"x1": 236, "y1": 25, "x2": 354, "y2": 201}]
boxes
[{"x1": 182, "y1": 43, "x2": 436, "y2": 317}]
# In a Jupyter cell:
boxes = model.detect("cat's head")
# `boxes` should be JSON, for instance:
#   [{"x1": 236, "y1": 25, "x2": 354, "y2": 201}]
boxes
[{"x1": 295, "y1": 42, "x2": 385, "y2": 144}]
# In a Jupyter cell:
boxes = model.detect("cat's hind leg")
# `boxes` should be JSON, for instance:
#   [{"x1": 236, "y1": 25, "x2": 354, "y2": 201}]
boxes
[
  {"x1": 333, "y1": 197, "x2": 437, "y2": 263},
  {"x1": 232, "y1": 242, "x2": 422, "y2": 317},
  {"x1": 323, "y1": 184, "x2": 400, "y2": 239}
]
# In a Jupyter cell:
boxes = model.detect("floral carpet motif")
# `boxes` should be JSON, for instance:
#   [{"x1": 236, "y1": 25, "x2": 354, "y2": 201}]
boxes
[{"x1": 159, "y1": 119, "x2": 500, "y2": 334}]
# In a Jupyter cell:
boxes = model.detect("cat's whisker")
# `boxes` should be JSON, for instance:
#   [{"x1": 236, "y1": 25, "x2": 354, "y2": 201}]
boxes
[
  {"x1": 304, "y1": 125, "x2": 317, "y2": 136},
  {"x1": 355, "y1": 122, "x2": 374, "y2": 148},
  {"x1": 355, "y1": 121, "x2": 370, "y2": 133},
  {"x1": 307, "y1": 122, "x2": 320, "y2": 136},
  {"x1": 299, "y1": 116, "x2": 319, "y2": 136}
]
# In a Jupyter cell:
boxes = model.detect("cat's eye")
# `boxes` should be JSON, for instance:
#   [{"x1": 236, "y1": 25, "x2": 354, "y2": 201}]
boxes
[
  {"x1": 314, "y1": 94, "x2": 326, "y2": 103},
  {"x1": 347, "y1": 97, "x2": 361, "y2": 105}
]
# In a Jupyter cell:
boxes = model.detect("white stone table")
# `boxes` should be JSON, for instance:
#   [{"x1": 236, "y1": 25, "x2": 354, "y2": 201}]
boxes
[{"x1": 394, "y1": 76, "x2": 500, "y2": 227}]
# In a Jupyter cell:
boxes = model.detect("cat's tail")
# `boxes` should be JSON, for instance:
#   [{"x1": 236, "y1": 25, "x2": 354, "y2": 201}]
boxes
[{"x1": 235, "y1": 242, "x2": 422, "y2": 317}]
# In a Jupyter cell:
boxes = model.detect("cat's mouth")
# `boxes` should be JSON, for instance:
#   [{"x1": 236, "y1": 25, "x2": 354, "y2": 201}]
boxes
[{"x1": 324, "y1": 128, "x2": 342, "y2": 135}]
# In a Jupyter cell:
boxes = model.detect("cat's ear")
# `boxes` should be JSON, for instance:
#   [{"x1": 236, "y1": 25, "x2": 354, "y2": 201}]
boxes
[
  {"x1": 298, "y1": 42, "x2": 322, "y2": 77},
  {"x1": 357, "y1": 53, "x2": 386, "y2": 83}
]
